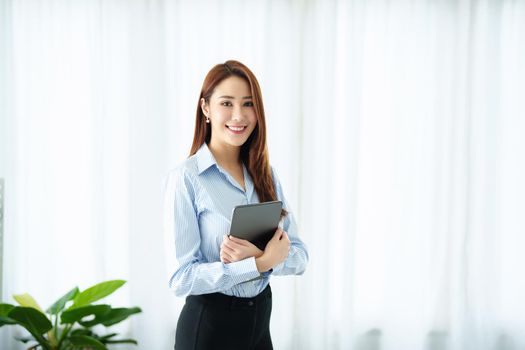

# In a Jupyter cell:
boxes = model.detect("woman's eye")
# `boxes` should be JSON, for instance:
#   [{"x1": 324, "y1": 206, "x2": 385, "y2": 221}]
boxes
[
  {"x1": 244, "y1": 101, "x2": 254, "y2": 107},
  {"x1": 221, "y1": 101, "x2": 232, "y2": 106}
]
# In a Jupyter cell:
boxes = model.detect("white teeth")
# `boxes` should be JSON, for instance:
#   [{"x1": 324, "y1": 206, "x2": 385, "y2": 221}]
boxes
[{"x1": 228, "y1": 126, "x2": 245, "y2": 131}]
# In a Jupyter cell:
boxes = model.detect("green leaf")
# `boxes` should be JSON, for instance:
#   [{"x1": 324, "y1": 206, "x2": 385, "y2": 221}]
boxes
[
  {"x1": 61, "y1": 304, "x2": 110, "y2": 324},
  {"x1": 0, "y1": 303, "x2": 15, "y2": 316},
  {"x1": 70, "y1": 328, "x2": 94, "y2": 337},
  {"x1": 0, "y1": 304, "x2": 17, "y2": 325},
  {"x1": 71, "y1": 280, "x2": 126, "y2": 308},
  {"x1": 105, "y1": 338, "x2": 138, "y2": 345},
  {"x1": 100, "y1": 307, "x2": 142, "y2": 327},
  {"x1": 80, "y1": 307, "x2": 142, "y2": 327},
  {"x1": 98, "y1": 332, "x2": 117, "y2": 340},
  {"x1": 47, "y1": 287, "x2": 79, "y2": 315},
  {"x1": 5, "y1": 307, "x2": 52, "y2": 350},
  {"x1": 7, "y1": 307, "x2": 52, "y2": 335},
  {"x1": 0, "y1": 315, "x2": 18, "y2": 327},
  {"x1": 12, "y1": 293, "x2": 43, "y2": 312},
  {"x1": 69, "y1": 335, "x2": 108, "y2": 350}
]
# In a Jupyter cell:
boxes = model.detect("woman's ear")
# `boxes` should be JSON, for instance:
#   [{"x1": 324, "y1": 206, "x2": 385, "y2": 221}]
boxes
[{"x1": 200, "y1": 98, "x2": 209, "y2": 117}]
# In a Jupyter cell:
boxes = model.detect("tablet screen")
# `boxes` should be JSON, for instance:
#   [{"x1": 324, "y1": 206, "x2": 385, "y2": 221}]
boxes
[{"x1": 229, "y1": 200, "x2": 282, "y2": 250}]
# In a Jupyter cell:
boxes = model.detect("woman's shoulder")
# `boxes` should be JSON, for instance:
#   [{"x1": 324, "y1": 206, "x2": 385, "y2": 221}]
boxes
[{"x1": 166, "y1": 155, "x2": 200, "y2": 183}]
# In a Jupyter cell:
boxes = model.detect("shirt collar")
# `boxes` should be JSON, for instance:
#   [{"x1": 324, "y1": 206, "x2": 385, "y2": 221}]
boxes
[
  {"x1": 196, "y1": 143, "x2": 217, "y2": 175},
  {"x1": 195, "y1": 142, "x2": 255, "y2": 197}
]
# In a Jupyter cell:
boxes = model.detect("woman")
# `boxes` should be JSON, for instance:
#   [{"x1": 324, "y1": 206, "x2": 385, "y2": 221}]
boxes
[{"x1": 164, "y1": 60, "x2": 309, "y2": 350}]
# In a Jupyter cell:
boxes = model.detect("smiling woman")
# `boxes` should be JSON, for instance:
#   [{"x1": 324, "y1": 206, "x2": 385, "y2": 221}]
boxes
[
  {"x1": 199, "y1": 75, "x2": 258, "y2": 190},
  {"x1": 164, "y1": 60, "x2": 309, "y2": 350},
  {"x1": 189, "y1": 61, "x2": 277, "y2": 204},
  {"x1": 203, "y1": 76, "x2": 257, "y2": 144},
  {"x1": 3, "y1": 0, "x2": 524, "y2": 348}
]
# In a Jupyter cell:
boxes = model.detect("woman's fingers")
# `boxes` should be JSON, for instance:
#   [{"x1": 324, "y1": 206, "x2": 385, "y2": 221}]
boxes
[
  {"x1": 222, "y1": 235, "x2": 240, "y2": 254},
  {"x1": 223, "y1": 236, "x2": 244, "y2": 250},
  {"x1": 221, "y1": 242, "x2": 236, "y2": 256},
  {"x1": 220, "y1": 250, "x2": 233, "y2": 263},
  {"x1": 271, "y1": 229, "x2": 280, "y2": 241},
  {"x1": 228, "y1": 235, "x2": 250, "y2": 245},
  {"x1": 272, "y1": 228, "x2": 285, "y2": 241},
  {"x1": 221, "y1": 234, "x2": 265, "y2": 262}
]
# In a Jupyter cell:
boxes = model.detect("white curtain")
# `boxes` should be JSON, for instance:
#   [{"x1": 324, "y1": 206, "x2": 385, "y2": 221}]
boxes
[{"x1": 1, "y1": 0, "x2": 524, "y2": 349}]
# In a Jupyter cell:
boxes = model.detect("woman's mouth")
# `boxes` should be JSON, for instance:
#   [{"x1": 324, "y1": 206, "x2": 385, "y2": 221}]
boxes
[{"x1": 226, "y1": 125, "x2": 247, "y2": 134}]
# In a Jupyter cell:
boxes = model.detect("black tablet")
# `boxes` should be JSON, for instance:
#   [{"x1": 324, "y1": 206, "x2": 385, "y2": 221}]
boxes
[{"x1": 229, "y1": 201, "x2": 283, "y2": 250}]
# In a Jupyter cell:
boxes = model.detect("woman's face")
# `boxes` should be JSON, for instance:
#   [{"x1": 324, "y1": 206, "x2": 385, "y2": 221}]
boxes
[{"x1": 201, "y1": 76, "x2": 257, "y2": 150}]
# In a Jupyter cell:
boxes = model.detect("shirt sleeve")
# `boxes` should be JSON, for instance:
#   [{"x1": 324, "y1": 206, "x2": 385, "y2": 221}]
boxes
[
  {"x1": 270, "y1": 167, "x2": 309, "y2": 276},
  {"x1": 164, "y1": 167, "x2": 260, "y2": 297}
]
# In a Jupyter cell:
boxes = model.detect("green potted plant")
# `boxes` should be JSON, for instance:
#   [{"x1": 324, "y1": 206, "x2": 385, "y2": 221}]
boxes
[{"x1": 0, "y1": 279, "x2": 142, "y2": 350}]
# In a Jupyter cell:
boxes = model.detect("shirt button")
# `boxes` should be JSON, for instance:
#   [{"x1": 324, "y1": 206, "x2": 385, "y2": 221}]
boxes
[{"x1": 248, "y1": 301, "x2": 254, "y2": 306}]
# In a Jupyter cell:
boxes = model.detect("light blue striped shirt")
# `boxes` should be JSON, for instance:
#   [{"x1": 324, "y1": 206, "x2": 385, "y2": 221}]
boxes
[{"x1": 164, "y1": 143, "x2": 308, "y2": 298}]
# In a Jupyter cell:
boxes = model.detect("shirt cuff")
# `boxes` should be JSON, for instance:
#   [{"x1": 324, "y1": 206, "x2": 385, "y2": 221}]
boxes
[
  {"x1": 225, "y1": 257, "x2": 261, "y2": 284},
  {"x1": 273, "y1": 261, "x2": 285, "y2": 274},
  {"x1": 260, "y1": 269, "x2": 273, "y2": 278}
]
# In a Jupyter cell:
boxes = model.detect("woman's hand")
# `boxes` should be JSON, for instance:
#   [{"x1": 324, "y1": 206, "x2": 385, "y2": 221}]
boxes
[
  {"x1": 255, "y1": 228, "x2": 290, "y2": 272},
  {"x1": 220, "y1": 235, "x2": 263, "y2": 264}
]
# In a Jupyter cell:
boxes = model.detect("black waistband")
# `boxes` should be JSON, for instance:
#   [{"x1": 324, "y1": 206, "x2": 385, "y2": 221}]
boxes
[{"x1": 187, "y1": 284, "x2": 271, "y2": 308}]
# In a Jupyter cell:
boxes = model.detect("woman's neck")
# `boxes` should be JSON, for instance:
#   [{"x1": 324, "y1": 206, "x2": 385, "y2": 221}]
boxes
[{"x1": 208, "y1": 141, "x2": 242, "y2": 168}]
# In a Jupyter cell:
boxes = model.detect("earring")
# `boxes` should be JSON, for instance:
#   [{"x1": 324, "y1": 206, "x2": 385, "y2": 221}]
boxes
[{"x1": 206, "y1": 117, "x2": 210, "y2": 123}]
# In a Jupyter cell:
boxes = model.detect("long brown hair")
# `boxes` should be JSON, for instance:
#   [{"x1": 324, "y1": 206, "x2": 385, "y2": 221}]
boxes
[{"x1": 190, "y1": 60, "x2": 279, "y2": 206}]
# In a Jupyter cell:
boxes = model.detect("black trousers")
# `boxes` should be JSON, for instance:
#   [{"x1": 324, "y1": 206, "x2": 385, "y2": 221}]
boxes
[{"x1": 175, "y1": 284, "x2": 273, "y2": 350}]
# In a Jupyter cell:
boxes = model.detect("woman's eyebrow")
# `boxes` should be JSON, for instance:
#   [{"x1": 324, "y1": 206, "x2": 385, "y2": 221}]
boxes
[{"x1": 218, "y1": 95, "x2": 253, "y2": 99}]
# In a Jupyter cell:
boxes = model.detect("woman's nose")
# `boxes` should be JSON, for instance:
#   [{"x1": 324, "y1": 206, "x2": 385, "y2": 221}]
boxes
[{"x1": 232, "y1": 105, "x2": 242, "y2": 120}]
